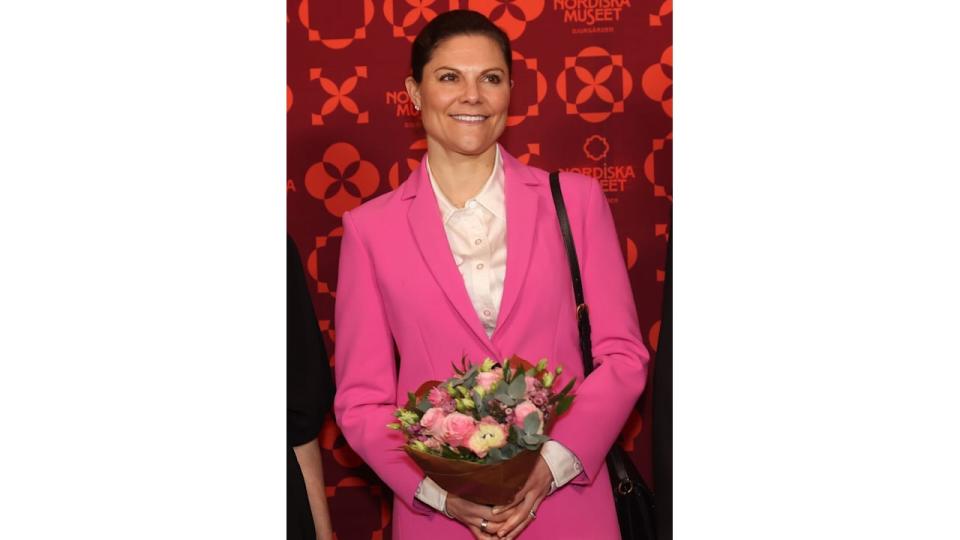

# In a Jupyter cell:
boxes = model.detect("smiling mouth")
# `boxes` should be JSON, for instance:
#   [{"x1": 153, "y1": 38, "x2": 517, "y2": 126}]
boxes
[{"x1": 449, "y1": 114, "x2": 489, "y2": 123}]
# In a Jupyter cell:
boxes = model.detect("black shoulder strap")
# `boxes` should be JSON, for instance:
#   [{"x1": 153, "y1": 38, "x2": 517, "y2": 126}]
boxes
[{"x1": 549, "y1": 171, "x2": 594, "y2": 376}]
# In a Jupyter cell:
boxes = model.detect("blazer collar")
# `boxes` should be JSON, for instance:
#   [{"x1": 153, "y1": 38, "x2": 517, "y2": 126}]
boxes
[{"x1": 404, "y1": 144, "x2": 541, "y2": 357}]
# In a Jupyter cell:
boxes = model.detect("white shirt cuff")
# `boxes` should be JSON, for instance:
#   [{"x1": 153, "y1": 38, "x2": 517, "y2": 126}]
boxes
[
  {"x1": 415, "y1": 476, "x2": 449, "y2": 515},
  {"x1": 540, "y1": 440, "x2": 583, "y2": 493}
]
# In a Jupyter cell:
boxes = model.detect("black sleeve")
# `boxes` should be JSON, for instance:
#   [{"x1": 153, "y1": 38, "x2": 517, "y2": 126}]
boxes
[{"x1": 287, "y1": 235, "x2": 335, "y2": 448}]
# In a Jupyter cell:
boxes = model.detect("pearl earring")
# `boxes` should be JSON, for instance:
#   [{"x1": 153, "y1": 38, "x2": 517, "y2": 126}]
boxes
[{"x1": 414, "y1": 103, "x2": 420, "y2": 111}]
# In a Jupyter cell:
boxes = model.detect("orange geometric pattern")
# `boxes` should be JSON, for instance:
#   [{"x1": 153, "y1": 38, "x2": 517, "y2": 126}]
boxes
[
  {"x1": 556, "y1": 46, "x2": 634, "y2": 123},
  {"x1": 306, "y1": 228, "x2": 344, "y2": 297},
  {"x1": 650, "y1": 0, "x2": 672, "y2": 26},
  {"x1": 468, "y1": 0, "x2": 545, "y2": 40},
  {"x1": 383, "y1": 0, "x2": 459, "y2": 42},
  {"x1": 506, "y1": 50, "x2": 548, "y2": 127},
  {"x1": 298, "y1": 0, "x2": 376, "y2": 49},
  {"x1": 305, "y1": 142, "x2": 380, "y2": 217},
  {"x1": 643, "y1": 132, "x2": 673, "y2": 201},
  {"x1": 641, "y1": 45, "x2": 672, "y2": 117},
  {"x1": 310, "y1": 66, "x2": 369, "y2": 125},
  {"x1": 387, "y1": 138, "x2": 429, "y2": 190}
]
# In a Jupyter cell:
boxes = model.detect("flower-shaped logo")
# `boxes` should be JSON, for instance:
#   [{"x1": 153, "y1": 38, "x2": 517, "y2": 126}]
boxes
[
  {"x1": 384, "y1": 0, "x2": 454, "y2": 41},
  {"x1": 310, "y1": 66, "x2": 369, "y2": 125},
  {"x1": 305, "y1": 143, "x2": 380, "y2": 217},
  {"x1": 583, "y1": 135, "x2": 610, "y2": 162},
  {"x1": 469, "y1": 0, "x2": 545, "y2": 40},
  {"x1": 556, "y1": 47, "x2": 634, "y2": 123}
]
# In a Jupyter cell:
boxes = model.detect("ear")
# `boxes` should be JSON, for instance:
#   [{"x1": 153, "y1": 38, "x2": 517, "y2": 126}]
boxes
[{"x1": 404, "y1": 76, "x2": 421, "y2": 109}]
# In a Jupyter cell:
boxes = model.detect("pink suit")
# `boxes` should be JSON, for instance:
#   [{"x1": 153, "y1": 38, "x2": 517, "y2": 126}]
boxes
[{"x1": 334, "y1": 146, "x2": 650, "y2": 539}]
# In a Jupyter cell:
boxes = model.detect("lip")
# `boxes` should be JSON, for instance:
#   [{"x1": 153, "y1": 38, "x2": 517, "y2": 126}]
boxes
[{"x1": 448, "y1": 114, "x2": 489, "y2": 124}]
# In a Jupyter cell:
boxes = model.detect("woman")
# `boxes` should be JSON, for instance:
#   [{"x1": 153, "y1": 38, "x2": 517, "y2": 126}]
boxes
[
  {"x1": 289, "y1": 236, "x2": 335, "y2": 540},
  {"x1": 334, "y1": 10, "x2": 649, "y2": 539}
]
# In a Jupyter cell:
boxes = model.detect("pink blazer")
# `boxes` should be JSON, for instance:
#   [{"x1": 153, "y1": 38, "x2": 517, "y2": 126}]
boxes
[{"x1": 334, "y1": 145, "x2": 650, "y2": 539}]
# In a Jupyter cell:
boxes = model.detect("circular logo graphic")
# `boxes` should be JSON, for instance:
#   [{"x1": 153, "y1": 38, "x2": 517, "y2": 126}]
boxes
[
  {"x1": 507, "y1": 50, "x2": 548, "y2": 127},
  {"x1": 556, "y1": 47, "x2": 634, "y2": 123},
  {"x1": 388, "y1": 138, "x2": 428, "y2": 189},
  {"x1": 641, "y1": 45, "x2": 672, "y2": 118},
  {"x1": 306, "y1": 228, "x2": 344, "y2": 298},
  {"x1": 305, "y1": 143, "x2": 380, "y2": 216},
  {"x1": 583, "y1": 135, "x2": 610, "y2": 161},
  {"x1": 469, "y1": 0, "x2": 545, "y2": 40},
  {"x1": 310, "y1": 67, "x2": 369, "y2": 125},
  {"x1": 643, "y1": 133, "x2": 672, "y2": 201},
  {"x1": 298, "y1": 0, "x2": 375, "y2": 49},
  {"x1": 383, "y1": 0, "x2": 457, "y2": 42}
]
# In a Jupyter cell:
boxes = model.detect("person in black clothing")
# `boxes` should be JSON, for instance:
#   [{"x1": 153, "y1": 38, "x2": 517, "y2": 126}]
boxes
[{"x1": 288, "y1": 236, "x2": 336, "y2": 540}]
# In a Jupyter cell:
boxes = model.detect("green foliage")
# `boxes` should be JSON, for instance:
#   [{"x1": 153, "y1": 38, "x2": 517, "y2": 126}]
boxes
[
  {"x1": 507, "y1": 375, "x2": 526, "y2": 401},
  {"x1": 555, "y1": 395, "x2": 574, "y2": 416}
]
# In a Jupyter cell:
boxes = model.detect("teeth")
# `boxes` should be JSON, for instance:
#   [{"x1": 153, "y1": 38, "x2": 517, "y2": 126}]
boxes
[{"x1": 452, "y1": 115, "x2": 486, "y2": 122}]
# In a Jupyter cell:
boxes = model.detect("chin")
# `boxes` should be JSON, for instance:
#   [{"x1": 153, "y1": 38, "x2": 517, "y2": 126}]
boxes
[{"x1": 448, "y1": 133, "x2": 500, "y2": 156}]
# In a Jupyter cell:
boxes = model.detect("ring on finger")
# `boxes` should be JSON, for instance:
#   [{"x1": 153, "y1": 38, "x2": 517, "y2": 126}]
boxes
[
  {"x1": 480, "y1": 518, "x2": 489, "y2": 532},
  {"x1": 529, "y1": 509, "x2": 537, "y2": 519}
]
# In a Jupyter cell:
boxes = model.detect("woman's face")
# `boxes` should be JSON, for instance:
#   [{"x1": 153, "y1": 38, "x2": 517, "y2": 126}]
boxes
[{"x1": 406, "y1": 34, "x2": 511, "y2": 158}]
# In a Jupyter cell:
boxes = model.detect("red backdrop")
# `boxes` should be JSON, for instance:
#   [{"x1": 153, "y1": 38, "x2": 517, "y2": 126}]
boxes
[{"x1": 287, "y1": 1, "x2": 671, "y2": 537}]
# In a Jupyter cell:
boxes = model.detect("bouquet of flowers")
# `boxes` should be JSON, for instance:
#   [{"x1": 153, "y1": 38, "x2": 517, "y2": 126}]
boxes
[{"x1": 388, "y1": 355, "x2": 575, "y2": 505}]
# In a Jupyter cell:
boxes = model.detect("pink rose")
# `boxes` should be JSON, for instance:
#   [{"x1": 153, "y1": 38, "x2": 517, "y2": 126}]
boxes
[
  {"x1": 440, "y1": 412, "x2": 477, "y2": 447},
  {"x1": 476, "y1": 371, "x2": 502, "y2": 392},
  {"x1": 524, "y1": 376, "x2": 540, "y2": 395},
  {"x1": 513, "y1": 400, "x2": 544, "y2": 434},
  {"x1": 466, "y1": 417, "x2": 509, "y2": 458},
  {"x1": 423, "y1": 437, "x2": 442, "y2": 451},
  {"x1": 419, "y1": 407, "x2": 447, "y2": 438},
  {"x1": 428, "y1": 386, "x2": 451, "y2": 407}
]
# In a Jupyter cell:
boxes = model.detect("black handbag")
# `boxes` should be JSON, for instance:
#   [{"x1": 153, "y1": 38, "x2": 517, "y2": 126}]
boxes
[{"x1": 549, "y1": 171, "x2": 657, "y2": 540}]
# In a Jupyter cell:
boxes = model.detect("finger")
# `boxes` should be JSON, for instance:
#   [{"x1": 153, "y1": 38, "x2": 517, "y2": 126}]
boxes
[
  {"x1": 491, "y1": 490, "x2": 526, "y2": 516},
  {"x1": 503, "y1": 514, "x2": 534, "y2": 540},
  {"x1": 504, "y1": 498, "x2": 541, "y2": 540},
  {"x1": 467, "y1": 524, "x2": 497, "y2": 540},
  {"x1": 496, "y1": 494, "x2": 535, "y2": 538}
]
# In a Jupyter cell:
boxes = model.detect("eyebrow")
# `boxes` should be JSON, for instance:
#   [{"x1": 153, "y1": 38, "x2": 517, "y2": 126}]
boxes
[{"x1": 433, "y1": 66, "x2": 506, "y2": 74}]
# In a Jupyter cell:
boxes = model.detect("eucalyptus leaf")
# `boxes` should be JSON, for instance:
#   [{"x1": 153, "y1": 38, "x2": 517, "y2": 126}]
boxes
[
  {"x1": 488, "y1": 447, "x2": 504, "y2": 462},
  {"x1": 508, "y1": 375, "x2": 526, "y2": 400},
  {"x1": 416, "y1": 398, "x2": 432, "y2": 413},
  {"x1": 523, "y1": 411, "x2": 542, "y2": 435}
]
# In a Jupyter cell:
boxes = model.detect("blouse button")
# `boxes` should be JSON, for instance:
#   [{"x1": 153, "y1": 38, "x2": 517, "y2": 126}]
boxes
[
  {"x1": 476, "y1": 263, "x2": 484, "y2": 270},
  {"x1": 467, "y1": 200, "x2": 478, "y2": 209},
  {"x1": 474, "y1": 238, "x2": 482, "y2": 246},
  {"x1": 483, "y1": 310, "x2": 492, "y2": 317}
]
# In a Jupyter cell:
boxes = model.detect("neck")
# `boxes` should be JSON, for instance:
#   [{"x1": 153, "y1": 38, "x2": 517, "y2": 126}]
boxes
[{"x1": 425, "y1": 141, "x2": 498, "y2": 208}]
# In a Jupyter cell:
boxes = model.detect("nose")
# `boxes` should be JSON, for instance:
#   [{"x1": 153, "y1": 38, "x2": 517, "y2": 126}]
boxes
[{"x1": 461, "y1": 78, "x2": 481, "y2": 104}]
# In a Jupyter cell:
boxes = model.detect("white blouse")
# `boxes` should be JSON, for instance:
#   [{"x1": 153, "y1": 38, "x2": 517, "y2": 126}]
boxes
[{"x1": 415, "y1": 146, "x2": 583, "y2": 514}]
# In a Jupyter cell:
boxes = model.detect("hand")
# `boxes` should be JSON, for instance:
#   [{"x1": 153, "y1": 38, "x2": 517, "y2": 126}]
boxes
[
  {"x1": 490, "y1": 455, "x2": 553, "y2": 539},
  {"x1": 445, "y1": 493, "x2": 510, "y2": 540}
]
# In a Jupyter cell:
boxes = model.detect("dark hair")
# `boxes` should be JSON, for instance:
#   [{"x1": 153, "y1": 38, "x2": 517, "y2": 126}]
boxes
[{"x1": 410, "y1": 10, "x2": 512, "y2": 83}]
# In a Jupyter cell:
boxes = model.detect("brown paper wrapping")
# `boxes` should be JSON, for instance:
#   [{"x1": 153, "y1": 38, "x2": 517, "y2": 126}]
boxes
[{"x1": 405, "y1": 446, "x2": 541, "y2": 506}]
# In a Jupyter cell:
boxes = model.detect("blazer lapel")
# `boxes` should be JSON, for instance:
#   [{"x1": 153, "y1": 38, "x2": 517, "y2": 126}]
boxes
[
  {"x1": 404, "y1": 158, "x2": 500, "y2": 359},
  {"x1": 492, "y1": 147, "x2": 540, "y2": 340}
]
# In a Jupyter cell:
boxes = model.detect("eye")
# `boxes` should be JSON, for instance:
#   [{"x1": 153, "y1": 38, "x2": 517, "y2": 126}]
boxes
[
  {"x1": 484, "y1": 73, "x2": 502, "y2": 84},
  {"x1": 438, "y1": 72, "x2": 457, "y2": 82}
]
